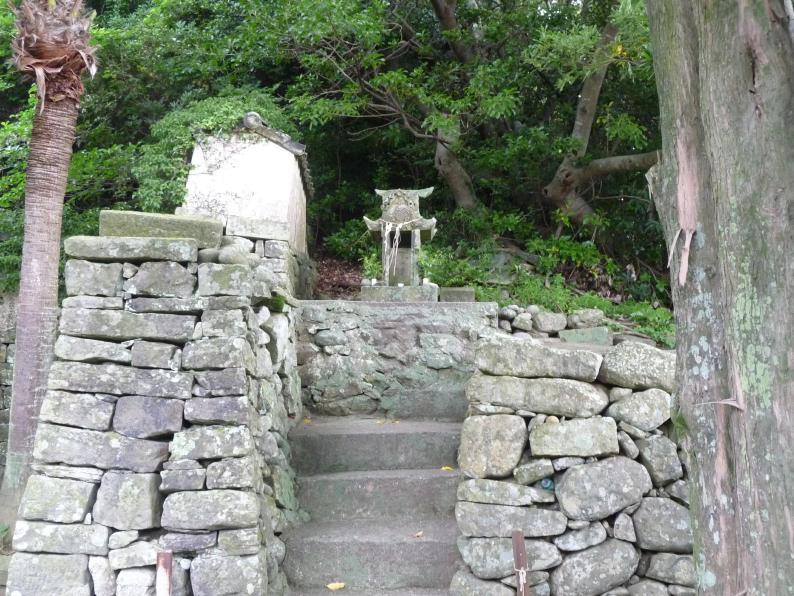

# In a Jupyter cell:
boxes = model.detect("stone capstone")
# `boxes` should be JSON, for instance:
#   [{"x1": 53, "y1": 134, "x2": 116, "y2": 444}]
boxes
[
  {"x1": 93, "y1": 471, "x2": 161, "y2": 530},
  {"x1": 555, "y1": 456, "x2": 652, "y2": 521},
  {"x1": 458, "y1": 415, "x2": 526, "y2": 478},
  {"x1": 457, "y1": 536, "x2": 562, "y2": 579},
  {"x1": 64, "y1": 260, "x2": 122, "y2": 297},
  {"x1": 64, "y1": 235, "x2": 198, "y2": 262},
  {"x1": 456, "y1": 501, "x2": 567, "y2": 538},
  {"x1": 113, "y1": 395, "x2": 184, "y2": 439},
  {"x1": 99, "y1": 210, "x2": 223, "y2": 249},
  {"x1": 606, "y1": 388, "x2": 672, "y2": 431},
  {"x1": 48, "y1": 362, "x2": 193, "y2": 399},
  {"x1": 20, "y1": 475, "x2": 97, "y2": 523},
  {"x1": 467, "y1": 374, "x2": 608, "y2": 418},
  {"x1": 161, "y1": 490, "x2": 260, "y2": 531},
  {"x1": 633, "y1": 497, "x2": 693, "y2": 553},
  {"x1": 12, "y1": 520, "x2": 110, "y2": 555},
  {"x1": 475, "y1": 336, "x2": 602, "y2": 381},
  {"x1": 34, "y1": 423, "x2": 169, "y2": 473},
  {"x1": 598, "y1": 341, "x2": 676, "y2": 392},
  {"x1": 550, "y1": 539, "x2": 639, "y2": 596},
  {"x1": 7, "y1": 553, "x2": 90, "y2": 596},
  {"x1": 529, "y1": 417, "x2": 618, "y2": 457}
]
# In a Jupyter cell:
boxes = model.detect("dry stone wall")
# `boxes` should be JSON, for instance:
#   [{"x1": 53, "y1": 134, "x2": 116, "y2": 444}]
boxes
[
  {"x1": 296, "y1": 301, "x2": 497, "y2": 420},
  {"x1": 453, "y1": 334, "x2": 694, "y2": 596},
  {"x1": 0, "y1": 293, "x2": 16, "y2": 482},
  {"x1": 7, "y1": 222, "x2": 304, "y2": 596}
]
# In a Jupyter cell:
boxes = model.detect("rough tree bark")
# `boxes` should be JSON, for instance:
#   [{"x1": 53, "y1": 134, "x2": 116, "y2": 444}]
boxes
[
  {"x1": 647, "y1": 1, "x2": 794, "y2": 593},
  {"x1": 543, "y1": 24, "x2": 659, "y2": 226}
]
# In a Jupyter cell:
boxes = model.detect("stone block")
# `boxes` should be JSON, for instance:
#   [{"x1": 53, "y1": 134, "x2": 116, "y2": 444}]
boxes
[
  {"x1": 513, "y1": 459, "x2": 555, "y2": 485},
  {"x1": 158, "y1": 532, "x2": 217, "y2": 553},
  {"x1": 466, "y1": 374, "x2": 608, "y2": 417},
  {"x1": 197, "y1": 263, "x2": 252, "y2": 296},
  {"x1": 182, "y1": 337, "x2": 254, "y2": 371},
  {"x1": 161, "y1": 490, "x2": 260, "y2": 531},
  {"x1": 529, "y1": 417, "x2": 619, "y2": 457},
  {"x1": 645, "y1": 553, "x2": 696, "y2": 587},
  {"x1": 64, "y1": 235, "x2": 198, "y2": 262},
  {"x1": 169, "y1": 426, "x2": 254, "y2": 460},
  {"x1": 34, "y1": 423, "x2": 169, "y2": 473},
  {"x1": 109, "y1": 531, "x2": 139, "y2": 549},
  {"x1": 59, "y1": 308, "x2": 196, "y2": 342},
  {"x1": 532, "y1": 311, "x2": 567, "y2": 333},
  {"x1": 475, "y1": 335, "x2": 602, "y2": 381},
  {"x1": 7, "y1": 553, "x2": 90, "y2": 596},
  {"x1": 598, "y1": 341, "x2": 676, "y2": 392},
  {"x1": 552, "y1": 522, "x2": 607, "y2": 551},
  {"x1": 124, "y1": 261, "x2": 196, "y2": 298},
  {"x1": 550, "y1": 539, "x2": 639, "y2": 595},
  {"x1": 633, "y1": 497, "x2": 693, "y2": 553},
  {"x1": 439, "y1": 287, "x2": 476, "y2": 302},
  {"x1": 184, "y1": 396, "x2": 251, "y2": 426},
  {"x1": 20, "y1": 475, "x2": 97, "y2": 523},
  {"x1": 201, "y1": 309, "x2": 247, "y2": 337},
  {"x1": 637, "y1": 435, "x2": 683, "y2": 486},
  {"x1": 567, "y1": 308, "x2": 606, "y2": 329},
  {"x1": 217, "y1": 527, "x2": 260, "y2": 555},
  {"x1": 190, "y1": 552, "x2": 266, "y2": 596},
  {"x1": 457, "y1": 479, "x2": 554, "y2": 506},
  {"x1": 606, "y1": 388, "x2": 672, "y2": 431},
  {"x1": 65, "y1": 260, "x2": 122, "y2": 297},
  {"x1": 555, "y1": 456, "x2": 652, "y2": 521},
  {"x1": 62, "y1": 295, "x2": 124, "y2": 309},
  {"x1": 30, "y1": 464, "x2": 105, "y2": 484},
  {"x1": 131, "y1": 341, "x2": 179, "y2": 369},
  {"x1": 113, "y1": 395, "x2": 183, "y2": 439},
  {"x1": 450, "y1": 569, "x2": 514, "y2": 595},
  {"x1": 13, "y1": 520, "x2": 110, "y2": 555},
  {"x1": 160, "y1": 468, "x2": 206, "y2": 492},
  {"x1": 558, "y1": 326, "x2": 611, "y2": 345},
  {"x1": 457, "y1": 537, "x2": 561, "y2": 579},
  {"x1": 116, "y1": 567, "x2": 156, "y2": 596},
  {"x1": 93, "y1": 471, "x2": 161, "y2": 530},
  {"x1": 359, "y1": 284, "x2": 439, "y2": 302},
  {"x1": 263, "y1": 240, "x2": 290, "y2": 259},
  {"x1": 99, "y1": 210, "x2": 223, "y2": 248},
  {"x1": 458, "y1": 415, "x2": 526, "y2": 479},
  {"x1": 193, "y1": 368, "x2": 248, "y2": 396},
  {"x1": 205, "y1": 456, "x2": 258, "y2": 490},
  {"x1": 54, "y1": 335, "x2": 132, "y2": 364},
  {"x1": 108, "y1": 541, "x2": 160, "y2": 570},
  {"x1": 456, "y1": 501, "x2": 567, "y2": 538},
  {"x1": 39, "y1": 390, "x2": 115, "y2": 431},
  {"x1": 48, "y1": 362, "x2": 193, "y2": 399},
  {"x1": 127, "y1": 296, "x2": 205, "y2": 313},
  {"x1": 88, "y1": 556, "x2": 115, "y2": 596}
]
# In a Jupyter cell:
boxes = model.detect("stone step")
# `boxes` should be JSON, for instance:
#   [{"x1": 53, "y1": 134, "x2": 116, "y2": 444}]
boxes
[
  {"x1": 290, "y1": 417, "x2": 460, "y2": 475},
  {"x1": 282, "y1": 518, "x2": 461, "y2": 589},
  {"x1": 299, "y1": 469, "x2": 459, "y2": 522}
]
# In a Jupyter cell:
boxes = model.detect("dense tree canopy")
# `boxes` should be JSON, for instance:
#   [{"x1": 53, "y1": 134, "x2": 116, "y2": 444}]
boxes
[{"x1": 0, "y1": 0, "x2": 674, "y2": 340}]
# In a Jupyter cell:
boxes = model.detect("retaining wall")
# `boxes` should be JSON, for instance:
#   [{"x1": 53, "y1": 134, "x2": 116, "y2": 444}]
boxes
[
  {"x1": 452, "y1": 334, "x2": 694, "y2": 595},
  {"x1": 6, "y1": 223, "x2": 303, "y2": 596}
]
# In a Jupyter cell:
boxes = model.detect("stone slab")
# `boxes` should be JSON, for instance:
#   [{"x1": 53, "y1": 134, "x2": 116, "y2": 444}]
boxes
[
  {"x1": 529, "y1": 417, "x2": 619, "y2": 457},
  {"x1": 359, "y1": 284, "x2": 439, "y2": 302},
  {"x1": 99, "y1": 210, "x2": 223, "y2": 248},
  {"x1": 48, "y1": 362, "x2": 193, "y2": 398},
  {"x1": 59, "y1": 308, "x2": 196, "y2": 343},
  {"x1": 64, "y1": 236, "x2": 198, "y2": 262},
  {"x1": 439, "y1": 287, "x2": 476, "y2": 302}
]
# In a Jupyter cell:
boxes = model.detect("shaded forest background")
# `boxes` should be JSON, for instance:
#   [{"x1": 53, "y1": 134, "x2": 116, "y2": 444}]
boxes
[{"x1": 0, "y1": 0, "x2": 674, "y2": 343}]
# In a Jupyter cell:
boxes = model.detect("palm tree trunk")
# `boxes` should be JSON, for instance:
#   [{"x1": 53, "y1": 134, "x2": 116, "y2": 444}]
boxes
[{"x1": 1, "y1": 98, "x2": 77, "y2": 502}]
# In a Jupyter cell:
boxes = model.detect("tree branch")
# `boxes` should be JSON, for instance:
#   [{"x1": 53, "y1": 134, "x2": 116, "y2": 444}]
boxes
[
  {"x1": 578, "y1": 151, "x2": 659, "y2": 182},
  {"x1": 430, "y1": 0, "x2": 476, "y2": 64}
]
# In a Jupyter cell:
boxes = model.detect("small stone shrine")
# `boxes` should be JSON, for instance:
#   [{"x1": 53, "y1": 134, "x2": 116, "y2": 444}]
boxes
[{"x1": 360, "y1": 187, "x2": 440, "y2": 301}]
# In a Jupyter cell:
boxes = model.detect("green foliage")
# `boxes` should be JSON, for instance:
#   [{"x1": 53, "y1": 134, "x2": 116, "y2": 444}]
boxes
[{"x1": 324, "y1": 219, "x2": 372, "y2": 263}]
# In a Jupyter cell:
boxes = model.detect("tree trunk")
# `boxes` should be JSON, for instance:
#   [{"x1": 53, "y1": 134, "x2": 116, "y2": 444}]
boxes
[
  {"x1": 435, "y1": 122, "x2": 479, "y2": 209},
  {"x1": 1, "y1": 99, "x2": 77, "y2": 506},
  {"x1": 647, "y1": 1, "x2": 794, "y2": 593}
]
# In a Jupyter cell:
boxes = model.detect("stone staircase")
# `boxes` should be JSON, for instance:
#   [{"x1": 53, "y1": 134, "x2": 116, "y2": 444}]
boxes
[{"x1": 282, "y1": 416, "x2": 463, "y2": 593}]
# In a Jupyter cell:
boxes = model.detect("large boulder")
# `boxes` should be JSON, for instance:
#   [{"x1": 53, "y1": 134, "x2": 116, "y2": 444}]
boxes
[
  {"x1": 598, "y1": 341, "x2": 676, "y2": 392},
  {"x1": 475, "y1": 336, "x2": 602, "y2": 381},
  {"x1": 550, "y1": 539, "x2": 639, "y2": 596},
  {"x1": 456, "y1": 502, "x2": 567, "y2": 538},
  {"x1": 556, "y1": 456, "x2": 652, "y2": 521},
  {"x1": 457, "y1": 536, "x2": 562, "y2": 579},
  {"x1": 529, "y1": 417, "x2": 619, "y2": 457},
  {"x1": 466, "y1": 374, "x2": 608, "y2": 417},
  {"x1": 458, "y1": 415, "x2": 526, "y2": 478}
]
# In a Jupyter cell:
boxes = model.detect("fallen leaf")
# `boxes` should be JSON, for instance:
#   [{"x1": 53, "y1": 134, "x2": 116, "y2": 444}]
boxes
[
  {"x1": 441, "y1": 466, "x2": 455, "y2": 472},
  {"x1": 414, "y1": 531, "x2": 424, "y2": 538},
  {"x1": 326, "y1": 582, "x2": 346, "y2": 591},
  {"x1": 376, "y1": 420, "x2": 387, "y2": 425},
  {"x1": 303, "y1": 418, "x2": 312, "y2": 425}
]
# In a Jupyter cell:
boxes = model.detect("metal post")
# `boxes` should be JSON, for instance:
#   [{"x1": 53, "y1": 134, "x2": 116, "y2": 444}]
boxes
[{"x1": 512, "y1": 529, "x2": 529, "y2": 596}]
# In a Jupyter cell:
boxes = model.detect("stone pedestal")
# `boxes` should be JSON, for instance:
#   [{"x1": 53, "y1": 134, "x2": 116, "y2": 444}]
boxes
[{"x1": 359, "y1": 283, "x2": 439, "y2": 303}]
